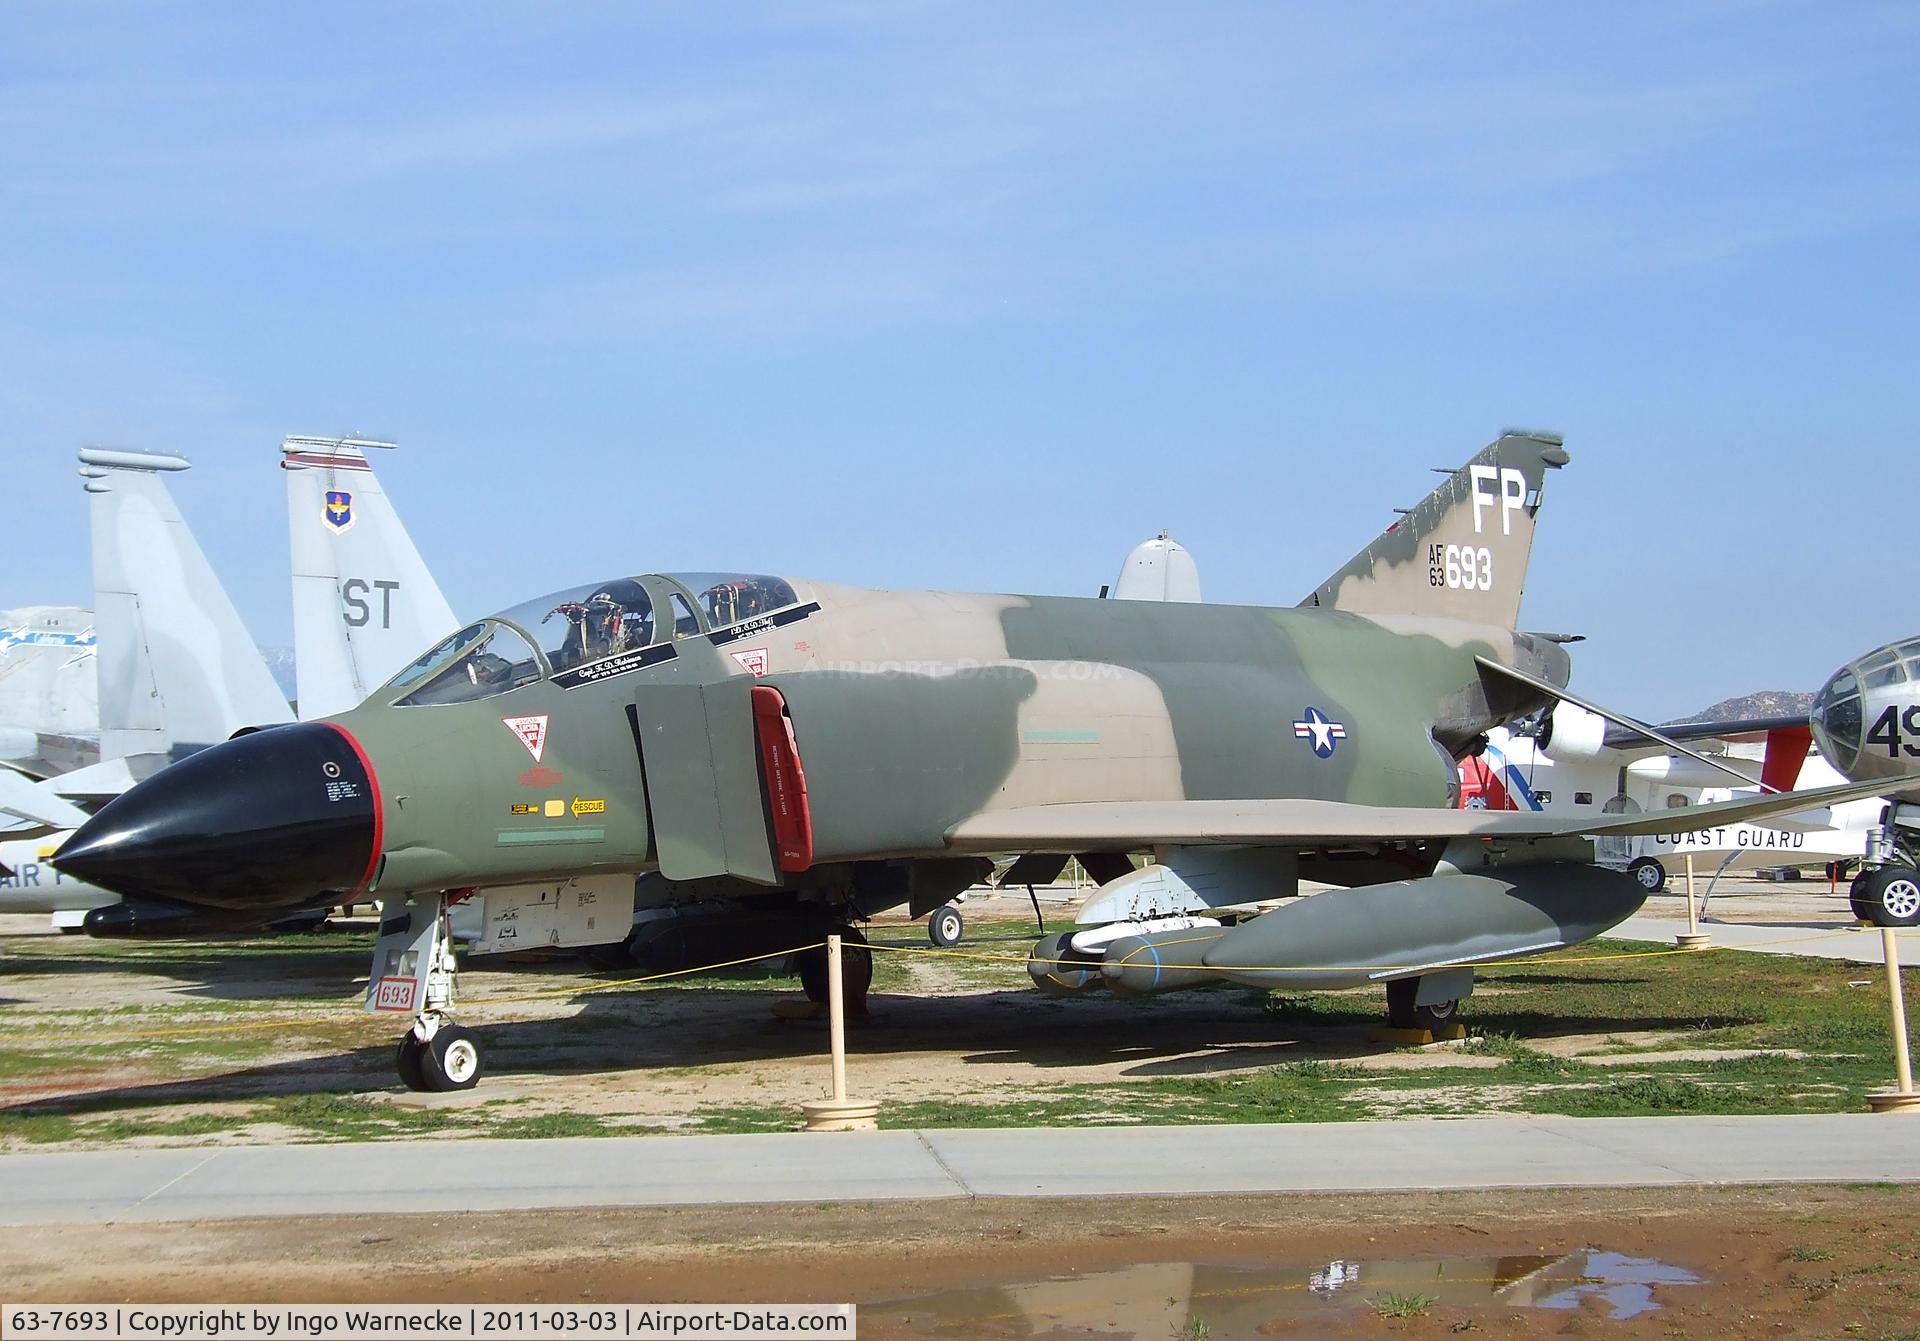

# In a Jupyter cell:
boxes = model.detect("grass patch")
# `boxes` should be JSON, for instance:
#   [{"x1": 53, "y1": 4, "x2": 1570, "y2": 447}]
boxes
[
  {"x1": 0, "y1": 1106, "x2": 264, "y2": 1145},
  {"x1": 684, "y1": 1104, "x2": 800, "y2": 1135},
  {"x1": 1369, "y1": 1291, "x2": 1436, "y2": 1318},
  {"x1": 264, "y1": 1094, "x2": 465, "y2": 1139},
  {"x1": 486, "y1": 1111, "x2": 619, "y2": 1139},
  {"x1": 5, "y1": 925, "x2": 1914, "y2": 1144}
]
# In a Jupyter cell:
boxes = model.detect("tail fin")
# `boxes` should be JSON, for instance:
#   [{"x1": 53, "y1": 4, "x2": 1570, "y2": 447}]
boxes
[
  {"x1": 282, "y1": 436, "x2": 458, "y2": 719},
  {"x1": 80, "y1": 448, "x2": 293, "y2": 761},
  {"x1": 1300, "y1": 429, "x2": 1569, "y2": 628}
]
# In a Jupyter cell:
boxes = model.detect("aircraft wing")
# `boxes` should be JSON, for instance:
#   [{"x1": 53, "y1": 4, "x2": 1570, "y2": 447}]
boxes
[
  {"x1": 944, "y1": 773, "x2": 1907, "y2": 853},
  {"x1": 1601, "y1": 713, "x2": 1807, "y2": 751}
]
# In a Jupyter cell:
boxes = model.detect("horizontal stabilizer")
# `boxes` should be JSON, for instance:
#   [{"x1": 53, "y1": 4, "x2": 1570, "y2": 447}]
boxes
[{"x1": 1477, "y1": 655, "x2": 1767, "y2": 791}]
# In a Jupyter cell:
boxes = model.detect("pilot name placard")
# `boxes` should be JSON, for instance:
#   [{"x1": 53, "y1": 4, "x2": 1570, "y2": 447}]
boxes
[
  {"x1": 707, "y1": 601, "x2": 821, "y2": 648},
  {"x1": 550, "y1": 643, "x2": 677, "y2": 690}
]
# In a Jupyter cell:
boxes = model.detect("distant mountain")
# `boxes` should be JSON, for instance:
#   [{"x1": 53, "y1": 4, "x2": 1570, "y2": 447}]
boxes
[{"x1": 1677, "y1": 690, "x2": 1813, "y2": 725}]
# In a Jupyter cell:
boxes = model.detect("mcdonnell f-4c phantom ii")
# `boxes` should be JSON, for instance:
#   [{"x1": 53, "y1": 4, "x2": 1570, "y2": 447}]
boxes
[{"x1": 55, "y1": 431, "x2": 1909, "y2": 1090}]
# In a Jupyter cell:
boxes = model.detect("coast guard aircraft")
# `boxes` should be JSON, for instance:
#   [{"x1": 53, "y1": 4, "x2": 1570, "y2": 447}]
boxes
[
  {"x1": 1457, "y1": 708, "x2": 1875, "y2": 893},
  {"x1": 1457, "y1": 642, "x2": 1920, "y2": 927},
  {"x1": 55, "y1": 430, "x2": 1909, "y2": 1091}
]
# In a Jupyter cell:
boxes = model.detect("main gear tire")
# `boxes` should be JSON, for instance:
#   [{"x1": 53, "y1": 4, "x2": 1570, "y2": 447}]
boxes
[
  {"x1": 797, "y1": 926, "x2": 873, "y2": 1013},
  {"x1": 1628, "y1": 856, "x2": 1668, "y2": 893},
  {"x1": 1386, "y1": 977, "x2": 1461, "y2": 1033},
  {"x1": 928, "y1": 905, "x2": 965, "y2": 947},
  {"x1": 1852, "y1": 867, "x2": 1920, "y2": 928}
]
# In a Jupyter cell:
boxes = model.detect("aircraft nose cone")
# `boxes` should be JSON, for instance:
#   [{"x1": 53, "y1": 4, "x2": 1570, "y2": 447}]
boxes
[
  {"x1": 1809, "y1": 663, "x2": 1865, "y2": 778},
  {"x1": 53, "y1": 722, "x2": 382, "y2": 912}
]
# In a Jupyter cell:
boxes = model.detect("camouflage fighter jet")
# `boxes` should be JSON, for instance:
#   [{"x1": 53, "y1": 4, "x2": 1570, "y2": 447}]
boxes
[{"x1": 54, "y1": 431, "x2": 1904, "y2": 1090}]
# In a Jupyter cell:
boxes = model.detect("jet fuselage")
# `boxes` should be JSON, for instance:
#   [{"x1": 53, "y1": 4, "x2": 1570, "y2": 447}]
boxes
[{"x1": 56, "y1": 574, "x2": 1568, "y2": 920}]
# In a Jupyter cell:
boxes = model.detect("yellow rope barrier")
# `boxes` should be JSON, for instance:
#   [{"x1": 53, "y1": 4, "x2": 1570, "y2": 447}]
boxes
[
  {"x1": 0, "y1": 942, "x2": 828, "y2": 1047},
  {"x1": 0, "y1": 922, "x2": 1905, "y2": 1049},
  {"x1": 461, "y1": 940, "x2": 828, "y2": 1007}
]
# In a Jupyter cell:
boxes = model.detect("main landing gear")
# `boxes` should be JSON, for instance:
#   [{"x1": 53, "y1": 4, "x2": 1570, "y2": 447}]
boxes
[
  {"x1": 374, "y1": 892, "x2": 485, "y2": 1092},
  {"x1": 1851, "y1": 805, "x2": 1920, "y2": 929},
  {"x1": 397, "y1": 1021, "x2": 484, "y2": 1091},
  {"x1": 1628, "y1": 856, "x2": 1668, "y2": 894},
  {"x1": 795, "y1": 925, "x2": 874, "y2": 1016},
  {"x1": 927, "y1": 903, "x2": 966, "y2": 947},
  {"x1": 1381, "y1": 970, "x2": 1472, "y2": 1040},
  {"x1": 1852, "y1": 866, "x2": 1920, "y2": 929}
]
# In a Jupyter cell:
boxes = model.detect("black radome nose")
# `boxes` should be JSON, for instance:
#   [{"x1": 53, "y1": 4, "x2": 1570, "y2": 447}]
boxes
[{"x1": 53, "y1": 722, "x2": 381, "y2": 912}]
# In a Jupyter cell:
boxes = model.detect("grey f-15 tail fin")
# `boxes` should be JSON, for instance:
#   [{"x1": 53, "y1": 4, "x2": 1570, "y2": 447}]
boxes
[
  {"x1": 283, "y1": 436, "x2": 457, "y2": 719},
  {"x1": 79, "y1": 449, "x2": 294, "y2": 763},
  {"x1": 1300, "y1": 429, "x2": 1569, "y2": 629},
  {"x1": 0, "y1": 606, "x2": 100, "y2": 779}
]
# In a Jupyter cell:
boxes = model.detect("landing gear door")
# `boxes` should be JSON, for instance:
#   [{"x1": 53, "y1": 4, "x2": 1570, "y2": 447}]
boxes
[{"x1": 631, "y1": 675, "x2": 779, "y2": 885}]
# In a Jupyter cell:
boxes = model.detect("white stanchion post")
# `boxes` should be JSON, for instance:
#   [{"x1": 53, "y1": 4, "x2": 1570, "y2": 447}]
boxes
[
  {"x1": 1676, "y1": 853, "x2": 1710, "y2": 949},
  {"x1": 1869, "y1": 926, "x2": 1919, "y2": 1113},
  {"x1": 828, "y1": 934, "x2": 848, "y2": 1104},
  {"x1": 801, "y1": 933, "x2": 879, "y2": 1131}
]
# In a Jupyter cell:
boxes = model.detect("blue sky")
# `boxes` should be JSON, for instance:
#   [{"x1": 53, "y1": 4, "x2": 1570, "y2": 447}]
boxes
[{"x1": 3, "y1": 2, "x2": 1915, "y2": 719}]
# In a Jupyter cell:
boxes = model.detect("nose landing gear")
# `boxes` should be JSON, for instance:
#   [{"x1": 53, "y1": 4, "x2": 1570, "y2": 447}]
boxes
[
  {"x1": 397, "y1": 1021, "x2": 484, "y2": 1092},
  {"x1": 372, "y1": 892, "x2": 485, "y2": 1092}
]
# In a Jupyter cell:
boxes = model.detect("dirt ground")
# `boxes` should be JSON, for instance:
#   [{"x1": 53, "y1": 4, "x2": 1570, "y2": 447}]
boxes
[
  {"x1": 4, "y1": 883, "x2": 1916, "y2": 1335},
  {"x1": 1638, "y1": 876, "x2": 1862, "y2": 925},
  {"x1": 4, "y1": 1186, "x2": 1918, "y2": 1337}
]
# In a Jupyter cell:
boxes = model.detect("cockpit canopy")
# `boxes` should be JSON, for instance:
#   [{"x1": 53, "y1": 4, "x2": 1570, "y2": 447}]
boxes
[
  {"x1": 505, "y1": 577, "x2": 657, "y2": 675},
  {"x1": 1811, "y1": 636, "x2": 1920, "y2": 774},
  {"x1": 671, "y1": 572, "x2": 800, "y2": 629},
  {"x1": 379, "y1": 572, "x2": 805, "y2": 707}
]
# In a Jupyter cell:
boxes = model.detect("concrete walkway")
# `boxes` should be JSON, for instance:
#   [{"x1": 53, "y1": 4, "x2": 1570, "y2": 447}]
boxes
[
  {"x1": 4, "y1": 1113, "x2": 1915, "y2": 1226},
  {"x1": 1609, "y1": 915, "x2": 1918, "y2": 964}
]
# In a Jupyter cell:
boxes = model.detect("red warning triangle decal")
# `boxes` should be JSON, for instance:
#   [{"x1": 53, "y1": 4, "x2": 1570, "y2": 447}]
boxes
[{"x1": 502, "y1": 714, "x2": 549, "y2": 762}]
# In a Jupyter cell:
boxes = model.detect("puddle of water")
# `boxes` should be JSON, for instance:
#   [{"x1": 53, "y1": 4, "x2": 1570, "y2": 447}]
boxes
[
  {"x1": 868, "y1": 1248, "x2": 1702, "y2": 1337},
  {"x1": 1533, "y1": 1251, "x2": 1704, "y2": 1320}
]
